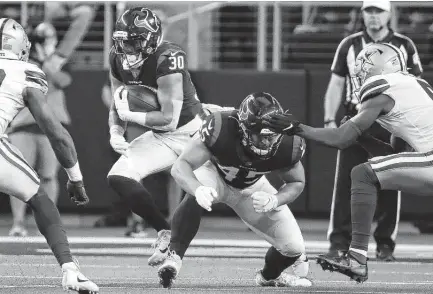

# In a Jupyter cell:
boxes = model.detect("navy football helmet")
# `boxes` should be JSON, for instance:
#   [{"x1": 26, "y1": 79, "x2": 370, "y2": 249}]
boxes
[
  {"x1": 238, "y1": 92, "x2": 284, "y2": 158},
  {"x1": 113, "y1": 7, "x2": 162, "y2": 68}
]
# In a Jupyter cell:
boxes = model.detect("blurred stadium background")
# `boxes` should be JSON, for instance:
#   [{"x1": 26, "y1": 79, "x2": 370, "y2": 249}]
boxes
[{"x1": 0, "y1": 1, "x2": 432, "y2": 219}]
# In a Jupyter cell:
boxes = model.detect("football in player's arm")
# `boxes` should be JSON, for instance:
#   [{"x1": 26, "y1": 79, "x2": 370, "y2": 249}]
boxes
[
  {"x1": 171, "y1": 113, "x2": 305, "y2": 212},
  {"x1": 108, "y1": 51, "x2": 188, "y2": 155}
]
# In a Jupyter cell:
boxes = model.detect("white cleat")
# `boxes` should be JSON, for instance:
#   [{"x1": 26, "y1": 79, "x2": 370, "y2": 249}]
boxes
[
  {"x1": 8, "y1": 225, "x2": 28, "y2": 237},
  {"x1": 292, "y1": 253, "x2": 310, "y2": 278},
  {"x1": 148, "y1": 229, "x2": 171, "y2": 267},
  {"x1": 62, "y1": 261, "x2": 99, "y2": 293},
  {"x1": 157, "y1": 250, "x2": 182, "y2": 288},
  {"x1": 255, "y1": 270, "x2": 312, "y2": 287}
]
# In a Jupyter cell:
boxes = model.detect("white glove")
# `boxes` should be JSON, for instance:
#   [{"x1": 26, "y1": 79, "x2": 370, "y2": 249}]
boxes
[
  {"x1": 114, "y1": 85, "x2": 132, "y2": 121},
  {"x1": 251, "y1": 191, "x2": 278, "y2": 213},
  {"x1": 194, "y1": 186, "x2": 218, "y2": 212},
  {"x1": 109, "y1": 125, "x2": 129, "y2": 156}
]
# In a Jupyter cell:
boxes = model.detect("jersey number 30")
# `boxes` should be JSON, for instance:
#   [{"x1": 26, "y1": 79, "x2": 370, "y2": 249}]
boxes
[{"x1": 169, "y1": 55, "x2": 185, "y2": 70}]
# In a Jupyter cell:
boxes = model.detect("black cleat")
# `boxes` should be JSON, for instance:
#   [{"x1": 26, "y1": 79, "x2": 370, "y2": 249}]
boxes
[
  {"x1": 157, "y1": 250, "x2": 182, "y2": 289},
  {"x1": 317, "y1": 252, "x2": 368, "y2": 283},
  {"x1": 376, "y1": 244, "x2": 396, "y2": 262},
  {"x1": 158, "y1": 266, "x2": 177, "y2": 288}
]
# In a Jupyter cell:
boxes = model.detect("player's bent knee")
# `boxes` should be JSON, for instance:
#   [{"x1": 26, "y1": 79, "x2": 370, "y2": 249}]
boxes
[
  {"x1": 351, "y1": 163, "x2": 379, "y2": 186},
  {"x1": 107, "y1": 157, "x2": 141, "y2": 181}
]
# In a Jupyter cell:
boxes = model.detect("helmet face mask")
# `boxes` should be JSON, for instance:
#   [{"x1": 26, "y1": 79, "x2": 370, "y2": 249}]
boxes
[
  {"x1": 113, "y1": 8, "x2": 162, "y2": 69},
  {"x1": 238, "y1": 92, "x2": 284, "y2": 159}
]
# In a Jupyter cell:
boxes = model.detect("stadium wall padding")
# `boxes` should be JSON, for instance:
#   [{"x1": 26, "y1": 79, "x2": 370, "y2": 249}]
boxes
[{"x1": 2, "y1": 69, "x2": 430, "y2": 219}]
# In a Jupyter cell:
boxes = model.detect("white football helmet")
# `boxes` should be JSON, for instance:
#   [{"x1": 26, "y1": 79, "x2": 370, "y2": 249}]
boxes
[
  {"x1": 0, "y1": 18, "x2": 31, "y2": 62},
  {"x1": 353, "y1": 43, "x2": 406, "y2": 87}
]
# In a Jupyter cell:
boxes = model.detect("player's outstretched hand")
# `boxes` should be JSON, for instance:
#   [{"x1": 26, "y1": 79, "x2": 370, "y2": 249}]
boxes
[
  {"x1": 67, "y1": 180, "x2": 89, "y2": 206},
  {"x1": 262, "y1": 112, "x2": 300, "y2": 136},
  {"x1": 251, "y1": 191, "x2": 278, "y2": 213},
  {"x1": 194, "y1": 186, "x2": 218, "y2": 212}
]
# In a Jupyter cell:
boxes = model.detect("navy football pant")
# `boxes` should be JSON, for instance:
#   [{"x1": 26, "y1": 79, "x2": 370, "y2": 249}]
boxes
[{"x1": 327, "y1": 123, "x2": 400, "y2": 251}]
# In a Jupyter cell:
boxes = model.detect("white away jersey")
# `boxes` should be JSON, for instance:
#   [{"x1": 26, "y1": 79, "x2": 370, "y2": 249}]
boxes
[
  {"x1": 0, "y1": 58, "x2": 48, "y2": 135},
  {"x1": 359, "y1": 72, "x2": 433, "y2": 152}
]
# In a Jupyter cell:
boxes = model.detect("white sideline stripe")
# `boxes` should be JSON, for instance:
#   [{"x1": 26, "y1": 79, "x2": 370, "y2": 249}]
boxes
[
  {"x1": 0, "y1": 286, "x2": 419, "y2": 294},
  {"x1": 2, "y1": 237, "x2": 433, "y2": 252},
  {"x1": 2, "y1": 275, "x2": 433, "y2": 285}
]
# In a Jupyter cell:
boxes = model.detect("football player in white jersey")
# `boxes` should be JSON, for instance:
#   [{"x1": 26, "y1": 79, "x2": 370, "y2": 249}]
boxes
[
  {"x1": 262, "y1": 42, "x2": 433, "y2": 283},
  {"x1": 0, "y1": 18, "x2": 98, "y2": 293}
]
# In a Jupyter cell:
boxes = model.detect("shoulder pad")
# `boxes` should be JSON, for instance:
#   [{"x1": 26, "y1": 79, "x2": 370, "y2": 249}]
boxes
[
  {"x1": 24, "y1": 64, "x2": 48, "y2": 94},
  {"x1": 199, "y1": 112, "x2": 223, "y2": 148},
  {"x1": 359, "y1": 75, "x2": 390, "y2": 103}
]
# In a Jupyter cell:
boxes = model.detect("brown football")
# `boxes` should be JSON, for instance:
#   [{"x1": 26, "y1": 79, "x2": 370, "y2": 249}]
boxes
[{"x1": 125, "y1": 85, "x2": 160, "y2": 112}]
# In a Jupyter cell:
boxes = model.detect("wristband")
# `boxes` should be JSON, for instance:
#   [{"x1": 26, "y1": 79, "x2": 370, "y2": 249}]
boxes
[{"x1": 65, "y1": 162, "x2": 83, "y2": 181}]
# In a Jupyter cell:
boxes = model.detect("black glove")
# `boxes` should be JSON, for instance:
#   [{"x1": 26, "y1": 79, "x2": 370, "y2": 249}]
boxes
[
  {"x1": 262, "y1": 112, "x2": 301, "y2": 136},
  {"x1": 67, "y1": 180, "x2": 89, "y2": 206}
]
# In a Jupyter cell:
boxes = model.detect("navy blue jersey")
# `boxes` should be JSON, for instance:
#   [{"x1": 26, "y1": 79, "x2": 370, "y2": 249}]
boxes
[
  {"x1": 199, "y1": 111, "x2": 305, "y2": 189},
  {"x1": 109, "y1": 41, "x2": 202, "y2": 127}
]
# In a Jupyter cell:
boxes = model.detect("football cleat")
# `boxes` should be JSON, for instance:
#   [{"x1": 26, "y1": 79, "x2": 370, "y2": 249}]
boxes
[
  {"x1": 291, "y1": 253, "x2": 309, "y2": 278},
  {"x1": 62, "y1": 260, "x2": 99, "y2": 293},
  {"x1": 8, "y1": 225, "x2": 28, "y2": 237},
  {"x1": 158, "y1": 250, "x2": 182, "y2": 289},
  {"x1": 148, "y1": 229, "x2": 171, "y2": 267},
  {"x1": 316, "y1": 252, "x2": 368, "y2": 283},
  {"x1": 255, "y1": 270, "x2": 312, "y2": 287},
  {"x1": 376, "y1": 244, "x2": 396, "y2": 262},
  {"x1": 124, "y1": 220, "x2": 148, "y2": 238}
]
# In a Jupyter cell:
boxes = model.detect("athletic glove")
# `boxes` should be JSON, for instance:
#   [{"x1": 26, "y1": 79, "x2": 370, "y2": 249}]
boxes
[
  {"x1": 109, "y1": 125, "x2": 129, "y2": 156},
  {"x1": 113, "y1": 86, "x2": 132, "y2": 121},
  {"x1": 262, "y1": 112, "x2": 301, "y2": 136},
  {"x1": 194, "y1": 186, "x2": 218, "y2": 212},
  {"x1": 67, "y1": 180, "x2": 89, "y2": 206},
  {"x1": 251, "y1": 191, "x2": 278, "y2": 213}
]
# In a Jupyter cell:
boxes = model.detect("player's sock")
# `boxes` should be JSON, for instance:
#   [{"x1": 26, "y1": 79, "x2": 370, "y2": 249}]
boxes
[
  {"x1": 107, "y1": 175, "x2": 170, "y2": 232},
  {"x1": 170, "y1": 194, "x2": 203, "y2": 258},
  {"x1": 350, "y1": 163, "x2": 380, "y2": 259},
  {"x1": 261, "y1": 246, "x2": 301, "y2": 280},
  {"x1": 26, "y1": 192, "x2": 73, "y2": 266}
]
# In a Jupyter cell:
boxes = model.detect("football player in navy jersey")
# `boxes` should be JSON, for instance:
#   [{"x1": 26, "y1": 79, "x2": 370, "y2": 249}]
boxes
[
  {"x1": 106, "y1": 7, "x2": 203, "y2": 267},
  {"x1": 157, "y1": 92, "x2": 312, "y2": 289}
]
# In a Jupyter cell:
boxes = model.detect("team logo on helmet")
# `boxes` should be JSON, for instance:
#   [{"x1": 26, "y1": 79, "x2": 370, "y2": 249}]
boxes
[{"x1": 133, "y1": 9, "x2": 159, "y2": 33}]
